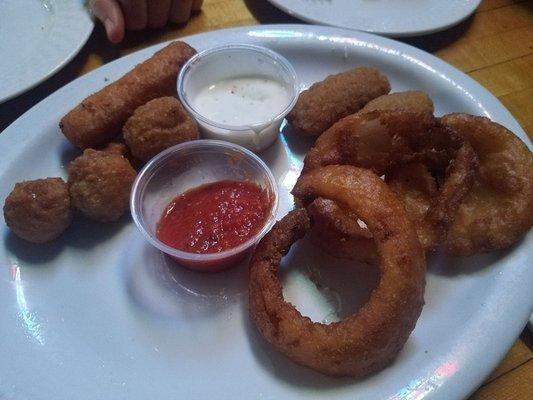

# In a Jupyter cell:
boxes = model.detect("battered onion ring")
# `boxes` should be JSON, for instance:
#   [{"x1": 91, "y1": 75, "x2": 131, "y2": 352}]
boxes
[
  {"x1": 440, "y1": 113, "x2": 533, "y2": 255},
  {"x1": 360, "y1": 90, "x2": 434, "y2": 115},
  {"x1": 301, "y1": 110, "x2": 478, "y2": 250},
  {"x1": 307, "y1": 198, "x2": 377, "y2": 265},
  {"x1": 250, "y1": 166, "x2": 426, "y2": 377}
]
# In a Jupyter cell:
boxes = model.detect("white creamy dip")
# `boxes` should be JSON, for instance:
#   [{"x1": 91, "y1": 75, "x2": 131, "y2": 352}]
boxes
[{"x1": 192, "y1": 76, "x2": 291, "y2": 126}]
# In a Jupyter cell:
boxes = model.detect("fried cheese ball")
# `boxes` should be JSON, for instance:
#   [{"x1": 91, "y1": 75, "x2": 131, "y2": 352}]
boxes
[
  {"x1": 123, "y1": 97, "x2": 199, "y2": 162},
  {"x1": 3, "y1": 178, "x2": 72, "y2": 243},
  {"x1": 286, "y1": 67, "x2": 391, "y2": 137},
  {"x1": 68, "y1": 149, "x2": 136, "y2": 222}
]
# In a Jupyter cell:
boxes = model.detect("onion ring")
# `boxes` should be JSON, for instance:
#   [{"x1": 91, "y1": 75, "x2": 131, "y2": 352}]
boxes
[
  {"x1": 440, "y1": 113, "x2": 533, "y2": 255},
  {"x1": 360, "y1": 91, "x2": 434, "y2": 115},
  {"x1": 307, "y1": 197, "x2": 377, "y2": 265},
  {"x1": 250, "y1": 166, "x2": 425, "y2": 377},
  {"x1": 300, "y1": 110, "x2": 478, "y2": 250}
]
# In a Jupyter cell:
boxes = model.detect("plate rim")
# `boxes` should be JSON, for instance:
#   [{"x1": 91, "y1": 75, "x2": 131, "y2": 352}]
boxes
[
  {"x1": 265, "y1": 0, "x2": 483, "y2": 37},
  {"x1": 0, "y1": 23, "x2": 531, "y2": 400}
]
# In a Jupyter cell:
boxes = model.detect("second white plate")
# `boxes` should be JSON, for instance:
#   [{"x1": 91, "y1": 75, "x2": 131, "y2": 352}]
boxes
[
  {"x1": 267, "y1": 0, "x2": 482, "y2": 37},
  {"x1": 0, "y1": 0, "x2": 94, "y2": 103}
]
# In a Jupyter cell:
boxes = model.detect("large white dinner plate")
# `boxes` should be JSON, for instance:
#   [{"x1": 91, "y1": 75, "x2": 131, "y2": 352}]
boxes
[
  {"x1": 1, "y1": 24, "x2": 532, "y2": 400},
  {"x1": 267, "y1": 0, "x2": 482, "y2": 37},
  {"x1": 0, "y1": 0, "x2": 93, "y2": 103}
]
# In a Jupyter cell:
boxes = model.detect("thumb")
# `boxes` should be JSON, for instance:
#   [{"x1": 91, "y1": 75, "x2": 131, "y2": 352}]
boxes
[{"x1": 90, "y1": 0, "x2": 125, "y2": 43}]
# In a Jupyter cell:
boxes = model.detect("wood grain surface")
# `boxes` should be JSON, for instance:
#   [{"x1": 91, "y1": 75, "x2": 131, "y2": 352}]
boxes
[{"x1": 0, "y1": 0, "x2": 531, "y2": 398}]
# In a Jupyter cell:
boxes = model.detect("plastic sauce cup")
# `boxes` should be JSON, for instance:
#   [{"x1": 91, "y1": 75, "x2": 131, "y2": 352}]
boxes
[
  {"x1": 177, "y1": 44, "x2": 299, "y2": 153},
  {"x1": 130, "y1": 140, "x2": 279, "y2": 272}
]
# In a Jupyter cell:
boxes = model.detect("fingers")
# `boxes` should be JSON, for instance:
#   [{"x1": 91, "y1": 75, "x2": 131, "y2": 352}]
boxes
[
  {"x1": 89, "y1": 0, "x2": 125, "y2": 43},
  {"x1": 169, "y1": 0, "x2": 193, "y2": 24},
  {"x1": 192, "y1": 0, "x2": 203, "y2": 11},
  {"x1": 91, "y1": 0, "x2": 203, "y2": 43},
  {"x1": 147, "y1": 0, "x2": 172, "y2": 28},
  {"x1": 118, "y1": 0, "x2": 147, "y2": 30}
]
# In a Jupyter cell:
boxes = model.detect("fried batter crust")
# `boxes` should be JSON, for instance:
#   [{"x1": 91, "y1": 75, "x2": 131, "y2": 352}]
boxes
[
  {"x1": 250, "y1": 166, "x2": 425, "y2": 377},
  {"x1": 68, "y1": 149, "x2": 136, "y2": 222},
  {"x1": 441, "y1": 113, "x2": 533, "y2": 255},
  {"x1": 123, "y1": 97, "x2": 198, "y2": 162},
  {"x1": 286, "y1": 67, "x2": 390, "y2": 137},
  {"x1": 361, "y1": 91, "x2": 434, "y2": 114},
  {"x1": 60, "y1": 41, "x2": 196, "y2": 149},
  {"x1": 3, "y1": 178, "x2": 72, "y2": 243}
]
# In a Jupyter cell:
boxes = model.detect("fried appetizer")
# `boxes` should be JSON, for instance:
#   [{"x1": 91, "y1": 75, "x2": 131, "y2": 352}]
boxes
[
  {"x1": 60, "y1": 41, "x2": 197, "y2": 149},
  {"x1": 3, "y1": 178, "x2": 72, "y2": 243},
  {"x1": 250, "y1": 166, "x2": 425, "y2": 377},
  {"x1": 68, "y1": 149, "x2": 136, "y2": 222},
  {"x1": 440, "y1": 114, "x2": 533, "y2": 255},
  {"x1": 301, "y1": 110, "x2": 478, "y2": 250},
  {"x1": 361, "y1": 90, "x2": 434, "y2": 114},
  {"x1": 307, "y1": 197, "x2": 377, "y2": 265},
  {"x1": 286, "y1": 67, "x2": 390, "y2": 137},
  {"x1": 123, "y1": 97, "x2": 199, "y2": 162}
]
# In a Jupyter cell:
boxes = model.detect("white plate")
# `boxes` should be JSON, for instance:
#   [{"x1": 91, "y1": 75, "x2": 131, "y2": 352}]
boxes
[
  {"x1": 267, "y1": 0, "x2": 482, "y2": 37},
  {"x1": 1, "y1": 24, "x2": 532, "y2": 400},
  {"x1": 0, "y1": 0, "x2": 94, "y2": 103}
]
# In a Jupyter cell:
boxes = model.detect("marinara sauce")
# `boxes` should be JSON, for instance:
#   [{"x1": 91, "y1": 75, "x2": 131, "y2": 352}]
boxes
[{"x1": 156, "y1": 180, "x2": 272, "y2": 254}]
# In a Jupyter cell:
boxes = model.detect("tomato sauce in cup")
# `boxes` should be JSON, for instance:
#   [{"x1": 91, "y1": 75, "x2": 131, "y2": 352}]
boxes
[{"x1": 156, "y1": 180, "x2": 272, "y2": 257}]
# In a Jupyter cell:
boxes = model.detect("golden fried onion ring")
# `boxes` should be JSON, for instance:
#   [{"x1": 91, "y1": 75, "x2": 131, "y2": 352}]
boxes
[
  {"x1": 440, "y1": 114, "x2": 533, "y2": 255},
  {"x1": 301, "y1": 110, "x2": 478, "y2": 250},
  {"x1": 249, "y1": 166, "x2": 426, "y2": 377}
]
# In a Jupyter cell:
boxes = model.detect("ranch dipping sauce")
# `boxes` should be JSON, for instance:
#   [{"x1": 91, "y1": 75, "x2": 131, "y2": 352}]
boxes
[
  {"x1": 192, "y1": 76, "x2": 291, "y2": 126},
  {"x1": 177, "y1": 44, "x2": 299, "y2": 152}
]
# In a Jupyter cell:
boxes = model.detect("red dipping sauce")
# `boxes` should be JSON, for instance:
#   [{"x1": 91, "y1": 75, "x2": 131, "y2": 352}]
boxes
[{"x1": 156, "y1": 180, "x2": 272, "y2": 261}]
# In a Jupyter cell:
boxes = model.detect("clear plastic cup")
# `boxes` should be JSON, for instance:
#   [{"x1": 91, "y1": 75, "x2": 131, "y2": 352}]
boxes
[
  {"x1": 130, "y1": 140, "x2": 278, "y2": 272},
  {"x1": 177, "y1": 44, "x2": 299, "y2": 153}
]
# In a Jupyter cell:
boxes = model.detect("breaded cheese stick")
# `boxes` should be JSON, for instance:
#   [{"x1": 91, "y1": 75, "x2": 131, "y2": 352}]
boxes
[
  {"x1": 60, "y1": 41, "x2": 196, "y2": 149},
  {"x1": 286, "y1": 67, "x2": 390, "y2": 137}
]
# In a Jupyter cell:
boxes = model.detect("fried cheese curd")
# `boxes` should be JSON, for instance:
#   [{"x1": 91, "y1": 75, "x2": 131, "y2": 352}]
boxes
[
  {"x1": 3, "y1": 178, "x2": 72, "y2": 243},
  {"x1": 123, "y1": 97, "x2": 199, "y2": 162},
  {"x1": 68, "y1": 149, "x2": 136, "y2": 222}
]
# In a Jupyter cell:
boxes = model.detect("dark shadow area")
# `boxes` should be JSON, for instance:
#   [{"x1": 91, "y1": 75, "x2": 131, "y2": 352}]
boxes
[
  {"x1": 59, "y1": 141, "x2": 82, "y2": 167},
  {"x1": 427, "y1": 247, "x2": 510, "y2": 277},
  {"x1": 243, "y1": 0, "x2": 300, "y2": 24},
  {"x1": 401, "y1": 14, "x2": 473, "y2": 53},
  {"x1": 280, "y1": 123, "x2": 316, "y2": 158},
  {"x1": 124, "y1": 241, "x2": 249, "y2": 320},
  {"x1": 4, "y1": 230, "x2": 66, "y2": 265},
  {"x1": 65, "y1": 212, "x2": 131, "y2": 250},
  {"x1": 3, "y1": 208, "x2": 132, "y2": 265},
  {"x1": 244, "y1": 309, "x2": 359, "y2": 389},
  {"x1": 521, "y1": 326, "x2": 532, "y2": 352}
]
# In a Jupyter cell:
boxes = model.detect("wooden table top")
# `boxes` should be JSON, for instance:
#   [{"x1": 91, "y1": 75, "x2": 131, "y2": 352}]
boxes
[{"x1": 1, "y1": 0, "x2": 531, "y2": 398}]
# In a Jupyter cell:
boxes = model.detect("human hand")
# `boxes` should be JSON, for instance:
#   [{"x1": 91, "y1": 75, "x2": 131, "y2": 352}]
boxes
[{"x1": 89, "y1": 0, "x2": 203, "y2": 43}]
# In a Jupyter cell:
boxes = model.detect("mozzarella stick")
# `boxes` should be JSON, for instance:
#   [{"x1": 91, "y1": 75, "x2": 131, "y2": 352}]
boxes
[{"x1": 60, "y1": 41, "x2": 196, "y2": 149}]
